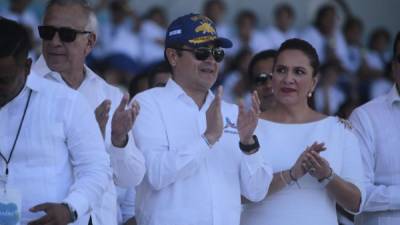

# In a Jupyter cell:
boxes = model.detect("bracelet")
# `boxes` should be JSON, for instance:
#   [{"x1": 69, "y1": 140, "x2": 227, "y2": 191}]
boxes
[
  {"x1": 280, "y1": 171, "x2": 289, "y2": 186},
  {"x1": 289, "y1": 168, "x2": 301, "y2": 189},
  {"x1": 239, "y1": 135, "x2": 260, "y2": 154},
  {"x1": 318, "y1": 167, "x2": 335, "y2": 187}
]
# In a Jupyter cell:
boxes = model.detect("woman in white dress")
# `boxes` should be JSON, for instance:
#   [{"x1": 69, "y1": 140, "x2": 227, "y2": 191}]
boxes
[{"x1": 241, "y1": 39, "x2": 365, "y2": 225}]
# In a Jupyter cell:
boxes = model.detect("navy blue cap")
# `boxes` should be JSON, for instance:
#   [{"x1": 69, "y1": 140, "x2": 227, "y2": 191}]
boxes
[{"x1": 165, "y1": 13, "x2": 232, "y2": 49}]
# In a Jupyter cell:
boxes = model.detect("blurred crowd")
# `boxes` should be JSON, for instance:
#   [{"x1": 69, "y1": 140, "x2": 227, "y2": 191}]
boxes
[{"x1": 1, "y1": 0, "x2": 396, "y2": 118}]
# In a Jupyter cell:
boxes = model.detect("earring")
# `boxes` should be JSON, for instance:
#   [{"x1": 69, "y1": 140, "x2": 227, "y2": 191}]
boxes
[{"x1": 308, "y1": 92, "x2": 313, "y2": 98}]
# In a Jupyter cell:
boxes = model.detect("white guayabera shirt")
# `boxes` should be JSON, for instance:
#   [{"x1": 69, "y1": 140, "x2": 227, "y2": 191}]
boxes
[
  {"x1": 132, "y1": 79, "x2": 273, "y2": 225},
  {"x1": 351, "y1": 85, "x2": 400, "y2": 225},
  {"x1": 0, "y1": 74, "x2": 112, "y2": 224},
  {"x1": 33, "y1": 56, "x2": 146, "y2": 225}
]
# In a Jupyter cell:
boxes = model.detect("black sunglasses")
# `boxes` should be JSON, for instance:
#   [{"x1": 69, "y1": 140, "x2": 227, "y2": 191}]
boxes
[
  {"x1": 254, "y1": 73, "x2": 272, "y2": 85},
  {"x1": 38, "y1": 25, "x2": 91, "y2": 43},
  {"x1": 175, "y1": 47, "x2": 225, "y2": 62}
]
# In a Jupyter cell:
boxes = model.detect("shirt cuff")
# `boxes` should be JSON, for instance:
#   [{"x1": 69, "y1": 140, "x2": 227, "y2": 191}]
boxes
[
  {"x1": 63, "y1": 192, "x2": 90, "y2": 219},
  {"x1": 109, "y1": 135, "x2": 134, "y2": 158},
  {"x1": 241, "y1": 150, "x2": 267, "y2": 175},
  {"x1": 108, "y1": 136, "x2": 146, "y2": 187}
]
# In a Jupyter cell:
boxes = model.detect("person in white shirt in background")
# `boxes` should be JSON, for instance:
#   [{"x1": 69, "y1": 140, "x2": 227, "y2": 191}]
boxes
[
  {"x1": 202, "y1": 0, "x2": 230, "y2": 39},
  {"x1": 340, "y1": 17, "x2": 364, "y2": 77},
  {"x1": 0, "y1": 17, "x2": 111, "y2": 225},
  {"x1": 358, "y1": 28, "x2": 393, "y2": 101},
  {"x1": 227, "y1": 10, "x2": 272, "y2": 57},
  {"x1": 314, "y1": 63, "x2": 346, "y2": 115},
  {"x1": 264, "y1": 3, "x2": 298, "y2": 50},
  {"x1": 301, "y1": 4, "x2": 347, "y2": 66},
  {"x1": 139, "y1": 6, "x2": 167, "y2": 66},
  {"x1": 350, "y1": 31, "x2": 400, "y2": 225},
  {"x1": 132, "y1": 13, "x2": 273, "y2": 225},
  {"x1": 92, "y1": 0, "x2": 141, "y2": 65},
  {"x1": 222, "y1": 48, "x2": 254, "y2": 107},
  {"x1": 32, "y1": 0, "x2": 146, "y2": 224}
]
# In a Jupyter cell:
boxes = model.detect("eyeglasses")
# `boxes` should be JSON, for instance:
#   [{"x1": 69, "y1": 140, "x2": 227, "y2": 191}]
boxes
[
  {"x1": 254, "y1": 73, "x2": 272, "y2": 86},
  {"x1": 175, "y1": 47, "x2": 225, "y2": 62},
  {"x1": 38, "y1": 25, "x2": 91, "y2": 43}
]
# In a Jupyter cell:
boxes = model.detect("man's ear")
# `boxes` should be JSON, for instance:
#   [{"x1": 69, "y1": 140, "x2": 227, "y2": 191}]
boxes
[
  {"x1": 165, "y1": 48, "x2": 178, "y2": 67},
  {"x1": 84, "y1": 33, "x2": 97, "y2": 56}
]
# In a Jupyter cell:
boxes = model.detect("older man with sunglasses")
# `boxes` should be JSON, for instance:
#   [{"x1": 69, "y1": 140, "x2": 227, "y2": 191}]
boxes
[
  {"x1": 131, "y1": 13, "x2": 273, "y2": 225},
  {"x1": 32, "y1": 0, "x2": 145, "y2": 225},
  {"x1": 0, "y1": 17, "x2": 111, "y2": 225}
]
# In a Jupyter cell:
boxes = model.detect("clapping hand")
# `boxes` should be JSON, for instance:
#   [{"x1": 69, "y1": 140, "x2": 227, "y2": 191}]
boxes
[
  {"x1": 95, "y1": 99, "x2": 111, "y2": 138},
  {"x1": 237, "y1": 91, "x2": 261, "y2": 145},
  {"x1": 111, "y1": 94, "x2": 140, "y2": 147},
  {"x1": 291, "y1": 142, "x2": 326, "y2": 180},
  {"x1": 304, "y1": 148, "x2": 331, "y2": 180},
  {"x1": 204, "y1": 86, "x2": 224, "y2": 145}
]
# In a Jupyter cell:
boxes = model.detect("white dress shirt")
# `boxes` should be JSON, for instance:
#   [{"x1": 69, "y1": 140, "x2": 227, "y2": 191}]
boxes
[
  {"x1": 301, "y1": 26, "x2": 347, "y2": 65},
  {"x1": 93, "y1": 20, "x2": 142, "y2": 62},
  {"x1": 314, "y1": 85, "x2": 346, "y2": 115},
  {"x1": 0, "y1": 74, "x2": 112, "y2": 225},
  {"x1": 350, "y1": 85, "x2": 400, "y2": 225},
  {"x1": 264, "y1": 25, "x2": 297, "y2": 50},
  {"x1": 226, "y1": 30, "x2": 273, "y2": 57},
  {"x1": 139, "y1": 20, "x2": 166, "y2": 65},
  {"x1": 132, "y1": 79, "x2": 273, "y2": 225},
  {"x1": 241, "y1": 117, "x2": 365, "y2": 225},
  {"x1": 33, "y1": 56, "x2": 146, "y2": 225}
]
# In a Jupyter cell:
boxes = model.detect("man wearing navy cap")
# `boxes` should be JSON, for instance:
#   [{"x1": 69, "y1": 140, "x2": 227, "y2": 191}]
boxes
[{"x1": 132, "y1": 13, "x2": 273, "y2": 225}]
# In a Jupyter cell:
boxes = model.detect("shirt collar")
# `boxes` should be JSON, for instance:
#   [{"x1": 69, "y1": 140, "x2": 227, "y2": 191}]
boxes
[
  {"x1": 25, "y1": 71, "x2": 43, "y2": 93},
  {"x1": 165, "y1": 78, "x2": 215, "y2": 108},
  {"x1": 32, "y1": 54, "x2": 97, "y2": 86},
  {"x1": 386, "y1": 84, "x2": 400, "y2": 106},
  {"x1": 165, "y1": 79, "x2": 186, "y2": 98}
]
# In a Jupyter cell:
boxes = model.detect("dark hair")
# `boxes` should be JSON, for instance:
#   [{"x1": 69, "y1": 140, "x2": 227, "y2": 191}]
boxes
[
  {"x1": 343, "y1": 16, "x2": 363, "y2": 34},
  {"x1": 145, "y1": 6, "x2": 166, "y2": 20},
  {"x1": 274, "y1": 3, "x2": 294, "y2": 19},
  {"x1": 235, "y1": 9, "x2": 257, "y2": 27},
  {"x1": 163, "y1": 44, "x2": 184, "y2": 73},
  {"x1": 313, "y1": 4, "x2": 335, "y2": 30},
  {"x1": 248, "y1": 49, "x2": 277, "y2": 77},
  {"x1": 368, "y1": 27, "x2": 390, "y2": 50},
  {"x1": 275, "y1": 38, "x2": 320, "y2": 77},
  {"x1": 393, "y1": 31, "x2": 400, "y2": 58},
  {"x1": 203, "y1": 0, "x2": 226, "y2": 13},
  {"x1": 0, "y1": 17, "x2": 31, "y2": 64}
]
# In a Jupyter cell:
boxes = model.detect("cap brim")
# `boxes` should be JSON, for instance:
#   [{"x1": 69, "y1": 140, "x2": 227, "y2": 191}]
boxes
[{"x1": 214, "y1": 37, "x2": 233, "y2": 48}]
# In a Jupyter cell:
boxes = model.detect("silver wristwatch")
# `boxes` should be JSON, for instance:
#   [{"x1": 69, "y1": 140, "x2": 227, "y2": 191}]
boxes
[{"x1": 318, "y1": 169, "x2": 335, "y2": 187}]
